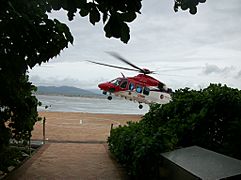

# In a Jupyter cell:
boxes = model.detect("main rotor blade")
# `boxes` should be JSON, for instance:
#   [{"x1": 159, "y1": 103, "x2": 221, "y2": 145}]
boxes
[
  {"x1": 107, "y1": 52, "x2": 145, "y2": 73},
  {"x1": 86, "y1": 60, "x2": 139, "y2": 72},
  {"x1": 159, "y1": 66, "x2": 202, "y2": 72}
]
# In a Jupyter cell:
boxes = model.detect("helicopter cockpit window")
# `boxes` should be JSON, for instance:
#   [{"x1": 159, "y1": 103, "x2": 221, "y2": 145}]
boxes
[
  {"x1": 120, "y1": 81, "x2": 128, "y2": 89},
  {"x1": 136, "y1": 85, "x2": 142, "y2": 93},
  {"x1": 110, "y1": 79, "x2": 121, "y2": 86},
  {"x1": 129, "y1": 83, "x2": 135, "y2": 91},
  {"x1": 143, "y1": 87, "x2": 150, "y2": 95}
]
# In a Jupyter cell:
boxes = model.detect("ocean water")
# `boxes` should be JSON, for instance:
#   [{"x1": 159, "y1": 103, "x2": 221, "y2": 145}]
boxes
[{"x1": 36, "y1": 95, "x2": 149, "y2": 115}]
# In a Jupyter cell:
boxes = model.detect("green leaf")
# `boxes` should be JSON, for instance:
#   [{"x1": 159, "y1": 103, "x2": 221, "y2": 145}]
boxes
[
  {"x1": 89, "y1": 6, "x2": 100, "y2": 25},
  {"x1": 67, "y1": 10, "x2": 75, "y2": 21},
  {"x1": 104, "y1": 15, "x2": 121, "y2": 38},
  {"x1": 120, "y1": 11, "x2": 137, "y2": 22},
  {"x1": 79, "y1": 7, "x2": 89, "y2": 17},
  {"x1": 120, "y1": 22, "x2": 130, "y2": 43},
  {"x1": 104, "y1": 21, "x2": 112, "y2": 38},
  {"x1": 189, "y1": 6, "x2": 197, "y2": 15},
  {"x1": 50, "y1": 0, "x2": 62, "y2": 10},
  {"x1": 103, "y1": 11, "x2": 108, "y2": 23}
]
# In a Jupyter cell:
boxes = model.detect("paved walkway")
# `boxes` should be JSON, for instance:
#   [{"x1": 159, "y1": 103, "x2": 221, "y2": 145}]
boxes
[{"x1": 6, "y1": 112, "x2": 141, "y2": 180}]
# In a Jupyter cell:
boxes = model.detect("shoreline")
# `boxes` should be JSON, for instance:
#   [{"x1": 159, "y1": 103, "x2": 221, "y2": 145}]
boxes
[
  {"x1": 37, "y1": 110, "x2": 145, "y2": 116},
  {"x1": 36, "y1": 93, "x2": 105, "y2": 99}
]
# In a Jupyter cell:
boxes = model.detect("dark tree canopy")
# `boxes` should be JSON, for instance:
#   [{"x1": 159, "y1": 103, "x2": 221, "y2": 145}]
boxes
[{"x1": 0, "y1": 1, "x2": 74, "y2": 151}]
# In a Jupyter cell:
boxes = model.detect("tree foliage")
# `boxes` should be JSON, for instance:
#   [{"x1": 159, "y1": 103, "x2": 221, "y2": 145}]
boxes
[
  {"x1": 174, "y1": 0, "x2": 206, "y2": 15},
  {"x1": 0, "y1": 0, "x2": 73, "y2": 152},
  {"x1": 108, "y1": 84, "x2": 241, "y2": 179}
]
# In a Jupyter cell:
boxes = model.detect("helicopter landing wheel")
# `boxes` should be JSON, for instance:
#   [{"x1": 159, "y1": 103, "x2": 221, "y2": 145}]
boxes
[
  {"x1": 107, "y1": 96, "x2": 112, "y2": 100},
  {"x1": 138, "y1": 104, "x2": 143, "y2": 109},
  {"x1": 102, "y1": 91, "x2": 107, "y2": 95}
]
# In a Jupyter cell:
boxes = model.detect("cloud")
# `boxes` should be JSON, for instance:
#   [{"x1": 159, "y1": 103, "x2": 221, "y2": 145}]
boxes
[
  {"x1": 202, "y1": 64, "x2": 234, "y2": 75},
  {"x1": 235, "y1": 70, "x2": 241, "y2": 78},
  {"x1": 29, "y1": 75, "x2": 104, "y2": 89}
]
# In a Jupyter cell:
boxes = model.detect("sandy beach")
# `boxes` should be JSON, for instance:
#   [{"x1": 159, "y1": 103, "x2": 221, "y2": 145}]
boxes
[
  {"x1": 32, "y1": 112, "x2": 142, "y2": 142},
  {"x1": 7, "y1": 112, "x2": 142, "y2": 179}
]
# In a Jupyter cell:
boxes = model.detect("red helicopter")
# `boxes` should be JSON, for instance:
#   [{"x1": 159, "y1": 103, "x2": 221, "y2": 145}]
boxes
[{"x1": 88, "y1": 52, "x2": 172, "y2": 109}]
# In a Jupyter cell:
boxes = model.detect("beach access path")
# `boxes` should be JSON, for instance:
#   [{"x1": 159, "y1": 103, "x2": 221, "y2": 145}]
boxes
[{"x1": 6, "y1": 112, "x2": 142, "y2": 180}]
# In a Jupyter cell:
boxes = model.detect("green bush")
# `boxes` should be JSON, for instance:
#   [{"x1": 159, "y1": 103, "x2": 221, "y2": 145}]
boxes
[
  {"x1": 108, "y1": 121, "x2": 177, "y2": 179},
  {"x1": 108, "y1": 84, "x2": 241, "y2": 179},
  {"x1": 0, "y1": 146, "x2": 22, "y2": 172}
]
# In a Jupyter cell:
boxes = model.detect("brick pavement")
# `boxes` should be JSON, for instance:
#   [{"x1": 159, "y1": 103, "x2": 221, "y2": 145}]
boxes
[{"x1": 6, "y1": 112, "x2": 142, "y2": 180}]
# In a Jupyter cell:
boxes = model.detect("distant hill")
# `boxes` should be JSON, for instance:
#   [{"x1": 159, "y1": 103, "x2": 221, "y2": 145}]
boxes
[{"x1": 36, "y1": 86, "x2": 102, "y2": 97}]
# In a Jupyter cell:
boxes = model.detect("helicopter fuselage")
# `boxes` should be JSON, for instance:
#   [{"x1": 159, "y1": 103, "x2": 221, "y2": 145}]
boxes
[{"x1": 98, "y1": 74, "x2": 172, "y2": 108}]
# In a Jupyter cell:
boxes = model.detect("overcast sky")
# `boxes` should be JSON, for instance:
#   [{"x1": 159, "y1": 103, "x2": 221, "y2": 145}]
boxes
[{"x1": 28, "y1": 0, "x2": 241, "y2": 90}]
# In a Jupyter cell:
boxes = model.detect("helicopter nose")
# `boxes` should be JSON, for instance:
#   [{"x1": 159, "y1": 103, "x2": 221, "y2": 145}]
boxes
[
  {"x1": 98, "y1": 82, "x2": 115, "y2": 92},
  {"x1": 98, "y1": 83, "x2": 107, "y2": 90}
]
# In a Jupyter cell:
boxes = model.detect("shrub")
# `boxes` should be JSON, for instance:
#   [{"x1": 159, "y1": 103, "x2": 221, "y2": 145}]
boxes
[
  {"x1": 0, "y1": 146, "x2": 22, "y2": 172},
  {"x1": 108, "y1": 84, "x2": 241, "y2": 179}
]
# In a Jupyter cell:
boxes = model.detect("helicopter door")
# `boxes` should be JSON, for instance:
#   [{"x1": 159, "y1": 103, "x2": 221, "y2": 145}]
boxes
[
  {"x1": 143, "y1": 87, "x2": 150, "y2": 96},
  {"x1": 120, "y1": 80, "x2": 128, "y2": 89}
]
